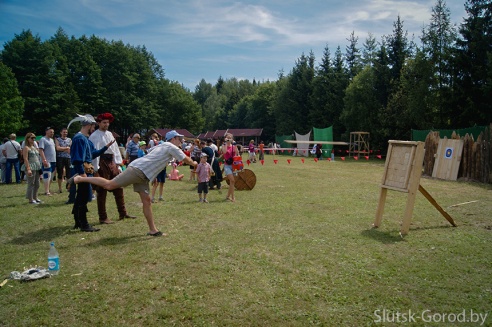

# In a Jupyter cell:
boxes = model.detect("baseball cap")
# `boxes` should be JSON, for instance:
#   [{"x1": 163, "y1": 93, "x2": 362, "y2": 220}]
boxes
[
  {"x1": 165, "y1": 130, "x2": 183, "y2": 141},
  {"x1": 138, "y1": 141, "x2": 146, "y2": 146},
  {"x1": 200, "y1": 152, "x2": 208, "y2": 157}
]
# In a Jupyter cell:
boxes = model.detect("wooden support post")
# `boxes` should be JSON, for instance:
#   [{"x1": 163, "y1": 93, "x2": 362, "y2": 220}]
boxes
[
  {"x1": 400, "y1": 142, "x2": 425, "y2": 235},
  {"x1": 401, "y1": 187, "x2": 418, "y2": 235},
  {"x1": 374, "y1": 188, "x2": 387, "y2": 228},
  {"x1": 418, "y1": 185, "x2": 457, "y2": 227}
]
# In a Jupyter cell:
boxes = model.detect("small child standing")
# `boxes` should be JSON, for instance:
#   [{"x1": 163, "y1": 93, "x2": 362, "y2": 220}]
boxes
[
  {"x1": 195, "y1": 152, "x2": 212, "y2": 203},
  {"x1": 137, "y1": 141, "x2": 147, "y2": 158},
  {"x1": 150, "y1": 166, "x2": 166, "y2": 203},
  {"x1": 248, "y1": 139, "x2": 256, "y2": 163},
  {"x1": 148, "y1": 143, "x2": 165, "y2": 203}
]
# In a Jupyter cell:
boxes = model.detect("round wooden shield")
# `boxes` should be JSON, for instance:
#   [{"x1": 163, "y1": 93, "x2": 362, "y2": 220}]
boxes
[{"x1": 225, "y1": 169, "x2": 256, "y2": 190}]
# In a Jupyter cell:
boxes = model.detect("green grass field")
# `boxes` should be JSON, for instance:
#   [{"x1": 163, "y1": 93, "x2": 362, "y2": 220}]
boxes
[{"x1": 1, "y1": 157, "x2": 491, "y2": 326}]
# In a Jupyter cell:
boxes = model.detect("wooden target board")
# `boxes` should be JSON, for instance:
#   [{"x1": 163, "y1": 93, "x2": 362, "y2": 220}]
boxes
[
  {"x1": 225, "y1": 169, "x2": 257, "y2": 190},
  {"x1": 432, "y1": 138, "x2": 464, "y2": 181},
  {"x1": 381, "y1": 142, "x2": 417, "y2": 192},
  {"x1": 374, "y1": 140, "x2": 456, "y2": 235},
  {"x1": 375, "y1": 141, "x2": 424, "y2": 235}
]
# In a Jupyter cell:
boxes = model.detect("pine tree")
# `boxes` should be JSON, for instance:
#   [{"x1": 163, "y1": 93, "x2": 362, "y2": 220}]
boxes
[
  {"x1": 362, "y1": 33, "x2": 378, "y2": 67},
  {"x1": 453, "y1": 0, "x2": 492, "y2": 126},
  {"x1": 274, "y1": 52, "x2": 315, "y2": 135},
  {"x1": 421, "y1": 0, "x2": 457, "y2": 127},
  {"x1": 309, "y1": 45, "x2": 333, "y2": 129},
  {"x1": 386, "y1": 15, "x2": 411, "y2": 85},
  {"x1": 345, "y1": 31, "x2": 362, "y2": 79}
]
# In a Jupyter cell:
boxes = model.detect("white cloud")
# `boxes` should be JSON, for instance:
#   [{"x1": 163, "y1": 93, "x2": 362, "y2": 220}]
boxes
[{"x1": 0, "y1": 0, "x2": 467, "y2": 90}]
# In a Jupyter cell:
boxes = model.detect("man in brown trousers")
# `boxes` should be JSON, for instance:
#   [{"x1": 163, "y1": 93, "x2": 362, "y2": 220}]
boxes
[{"x1": 89, "y1": 113, "x2": 136, "y2": 224}]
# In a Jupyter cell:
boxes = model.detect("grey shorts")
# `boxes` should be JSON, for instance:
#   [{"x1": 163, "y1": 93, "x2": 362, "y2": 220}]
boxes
[{"x1": 112, "y1": 166, "x2": 150, "y2": 194}]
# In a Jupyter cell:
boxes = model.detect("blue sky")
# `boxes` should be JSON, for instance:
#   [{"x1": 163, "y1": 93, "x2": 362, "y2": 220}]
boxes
[{"x1": 1, "y1": 0, "x2": 466, "y2": 90}]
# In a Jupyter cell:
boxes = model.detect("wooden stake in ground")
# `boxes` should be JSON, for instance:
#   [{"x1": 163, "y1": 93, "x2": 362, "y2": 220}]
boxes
[{"x1": 448, "y1": 200, "x2": 478, "y2": 208}]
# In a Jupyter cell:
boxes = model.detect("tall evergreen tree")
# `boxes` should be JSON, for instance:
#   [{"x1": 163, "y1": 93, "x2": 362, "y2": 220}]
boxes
[
  {"x1": 342, "y1": 66, "x2": 379, "y2": 140},
  {"x1": 382, "y1": 17, "x2": 415, "y2": 143},
  {"x1": 453, "y1": 0, "x2": 492, "y2": 126},
  {"x1": 386, "y1": 15, "x2": 411, "y2": 84},
  {"x1": 330, "y1": 46, "x2": 349, "y2": 139},
  {"x1": 309, "y1": 45, "x2": 333, "y2": 128},
  {"x1": 362, "y1": 33, "x2": 378, "y2": 67},
  {"x1": 398, "y1": 50, "x2": 437, "y2": 131},
  {"x1": 421, "y1": 0, "x2": 457, "y2": 127},
  {"x1": 345, "y1": 31, "x2": 363, "y2": 79},
  {"x1": 215, "y1": 76, "x2": 224, "y2": 94},
  {"x1": 274, "y1": 52, "x2": 315, "y2": 135}
]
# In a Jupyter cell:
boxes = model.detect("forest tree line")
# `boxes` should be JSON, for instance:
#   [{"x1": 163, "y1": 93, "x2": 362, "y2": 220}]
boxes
[{"x1": 0, "y1": 0, "x2": 490, "y2": 150}]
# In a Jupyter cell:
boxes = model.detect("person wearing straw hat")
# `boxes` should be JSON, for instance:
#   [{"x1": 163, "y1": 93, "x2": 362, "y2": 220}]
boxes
[{"x1": 67, "y1": 130, "x2": 197, "y2": 236}]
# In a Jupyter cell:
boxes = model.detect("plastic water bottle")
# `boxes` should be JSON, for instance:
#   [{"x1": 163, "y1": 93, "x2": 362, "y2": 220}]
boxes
[{"x1": 48, "y1": 242, "x2": 60, "y2": 275}]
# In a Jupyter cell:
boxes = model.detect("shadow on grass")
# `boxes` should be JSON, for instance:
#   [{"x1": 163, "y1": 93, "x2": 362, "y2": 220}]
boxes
[
  {"x1": 82, "y1": 235, "x2": 148, "y2": 247},
  {"x1": 361, "y1": 224, "x2": 456, "y2": 243},
  {"x1": 0, "y1": 194, "x2": 27, "y2": 208},
  {"x1": 9, "y1": 227, "x2": 153, "y2": 246},
  {"x1": 9, "y1": 226, "x2": 70, "y2": 245},
  {"x1": 0, "y1": 203, "x2": 20, "y2": 209},
  {"x1": 360, "y1": 228, "x2": 406, "y2": 244},
  {"x1": 37, "y1": 202, "x2": 74, "y2": 208}
]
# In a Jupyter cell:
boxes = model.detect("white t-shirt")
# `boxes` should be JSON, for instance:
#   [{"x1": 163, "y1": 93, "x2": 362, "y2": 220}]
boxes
[
  {"x1": 89, "y1": 129, "x2": 123, "y2": 170},
  {"x1": 38, "y1": 136, "x2": 56, "y2": 162},
  {"x1": 3, "y1": 140, "x2": 21, "y2": 159},
  {"x1": 129, "y1": 142, "x2": 185, "y2": 181}
]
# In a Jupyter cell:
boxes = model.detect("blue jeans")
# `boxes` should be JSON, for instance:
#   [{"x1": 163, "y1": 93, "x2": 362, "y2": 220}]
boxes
[{"x1": 5, "y1": 158, "x2": 21, "y2": 184}]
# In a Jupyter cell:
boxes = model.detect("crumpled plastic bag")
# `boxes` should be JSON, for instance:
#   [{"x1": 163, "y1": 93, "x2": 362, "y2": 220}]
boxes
[{"x1": 10, "y1": 266, "x2": 51, "y2": 282}]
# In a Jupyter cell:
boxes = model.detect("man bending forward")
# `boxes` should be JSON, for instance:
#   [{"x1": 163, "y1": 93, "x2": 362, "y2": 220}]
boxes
[{"x1": 69, "y1": 130, "x2": 197, "y2": 236}]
